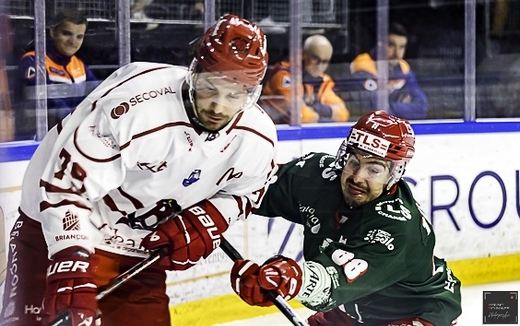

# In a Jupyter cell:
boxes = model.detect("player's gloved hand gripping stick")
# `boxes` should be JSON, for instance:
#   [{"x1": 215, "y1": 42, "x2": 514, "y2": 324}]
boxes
[
  {"x1": 221, "y1": 237, "x2": 309, "y2": 326},
  {"x1": 46, "y1": 247, "x2": 168, "y2": 326},
  {"x1": 48, "y1": 200, "x2": 227, "y2": 326}
]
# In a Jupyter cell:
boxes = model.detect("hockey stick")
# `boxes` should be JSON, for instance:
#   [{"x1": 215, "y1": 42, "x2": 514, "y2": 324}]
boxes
[
  {"x1": 46, "y1": 247, "x2": 167, "y2": 326},
  {"x1": 220, "y1": 237, "x2": 310, "y2": 326}
]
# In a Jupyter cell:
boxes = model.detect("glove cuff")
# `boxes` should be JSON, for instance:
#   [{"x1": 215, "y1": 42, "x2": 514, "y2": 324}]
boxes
[
  {"x1": 296, "y1": 261, "x2": 332, "y2": 310},
  {"x1": 51, "y1": 246, "x2": 90, "y2": 260},
  {"x1": 47, "y1": 246, "x2": 95, "y2": 281}
]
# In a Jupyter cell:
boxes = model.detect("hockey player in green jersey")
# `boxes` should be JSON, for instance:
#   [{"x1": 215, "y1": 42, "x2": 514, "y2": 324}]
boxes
[{"x1": 230, "y1": 110, "x2": 462, "y2": 326}]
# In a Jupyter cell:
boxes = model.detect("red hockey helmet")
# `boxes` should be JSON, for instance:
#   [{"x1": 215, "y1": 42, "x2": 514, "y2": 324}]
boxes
[
  {"x1": 333, "y1": 110, "x2": 415, "y2": 188},
  {"x1": 194, "y1": 14, "x2": 268, "y2": 88}
]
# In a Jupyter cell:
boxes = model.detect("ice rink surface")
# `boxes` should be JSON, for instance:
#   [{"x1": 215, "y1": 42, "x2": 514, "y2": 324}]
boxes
[{"x1": 216, "y1": 280, "x2": 520, "y2": 326}]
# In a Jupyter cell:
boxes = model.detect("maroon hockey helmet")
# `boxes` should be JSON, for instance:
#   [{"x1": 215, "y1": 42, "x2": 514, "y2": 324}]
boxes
[
  {"x1": 194, "y1": 14, "x2": 268, "y2": 88},
  {"x1": 333, "y1": 110, "x2": 415, "y2": 188}
]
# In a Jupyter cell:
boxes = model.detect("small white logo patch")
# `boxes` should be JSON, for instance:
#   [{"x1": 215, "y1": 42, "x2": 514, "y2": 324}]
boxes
[{"x1": 364, "y1": 229, "x2": 395, "y2": 250}]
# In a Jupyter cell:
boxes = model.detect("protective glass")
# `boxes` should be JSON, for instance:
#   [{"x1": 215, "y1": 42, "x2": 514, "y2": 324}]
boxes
[
  {"x1": 187, "y1": 61, "x2": 262, "y2": 112},
  {"x1": 342, "y1": 149, "x2": 392, "y2": 183}
]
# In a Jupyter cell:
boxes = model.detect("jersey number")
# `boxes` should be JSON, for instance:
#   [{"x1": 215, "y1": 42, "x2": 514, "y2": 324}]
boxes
[{"x1": 331, "y1": 249, "x2": 368, "y2": 283}]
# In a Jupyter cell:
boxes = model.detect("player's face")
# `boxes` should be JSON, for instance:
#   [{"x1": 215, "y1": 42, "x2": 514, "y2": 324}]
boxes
[
  {"x1": 193, "y1": 72, "x2": 251, "y2": 131},
  {"x1": 341, "y1": 149, "x2": 391, "y2": 207},
  {"x1": 387, "y1": 34, "x2": 407, "y2": 67},
  {"x1": 50, "y1": 21, "x2": 87, "y2": 57}
]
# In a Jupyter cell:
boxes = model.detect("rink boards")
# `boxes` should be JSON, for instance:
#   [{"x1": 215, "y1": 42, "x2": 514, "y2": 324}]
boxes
[{"x1": 1, "y1": 120, "x2": 520, "y2": 325}]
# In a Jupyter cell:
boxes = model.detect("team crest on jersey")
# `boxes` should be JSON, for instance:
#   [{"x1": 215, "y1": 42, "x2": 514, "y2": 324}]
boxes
[
  {"x1": 374, "y1": 198, "x2": 412, "y2": 221},
  {"x1": 364, "y1": 229, "x2": 395, "y2": 250},
  {"x1": 63, "y1": 210, "x2": 81, "y2": 231},
  {"x1": 183, "y1": 169, "x2": 201, "y2": 186}
]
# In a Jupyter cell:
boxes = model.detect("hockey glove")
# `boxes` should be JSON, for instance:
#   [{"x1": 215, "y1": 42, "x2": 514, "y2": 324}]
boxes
[
  {"x1": 230, "y1": 256, "x2": 303, "y2": 307},
  {"x1": 141, "y1": 201, "x2": 229, "y2": 271},
  {"x1": 42, "y1": 246, "x2": 99, "y2": 326},
  {"x1": 312, "y1": 102, "x2": 333, "y2": 119}
]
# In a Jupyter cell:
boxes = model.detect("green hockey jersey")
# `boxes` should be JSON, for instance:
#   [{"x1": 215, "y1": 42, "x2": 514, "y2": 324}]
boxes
[{"x1": 256, "y1": 152, "x2": 462, "y2": 325}]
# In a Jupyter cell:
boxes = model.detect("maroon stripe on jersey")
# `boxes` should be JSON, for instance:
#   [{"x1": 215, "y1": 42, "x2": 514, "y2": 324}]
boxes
[
  {"x1": 40, "y1": 199, "x2": 91, "y2": 212},
  {"x1": 225, "y1": 111, "x2": 243, "y2": 133},
  {"x1": 225, "y1": 111, "x2": 275, "y2": 147},
  {"x1": 90, "y1": 66, "x2": 171, "y2": 112},
  {"x1": 117, "y1": 187, "x2": 144, "y2": 210},
  {"x1": 40, "y1": 180, "x2": 85, "y2": 195},
  {"x1": 120, "y1": 121, "x2": 193, "y2": 150},
  {"x1": 232, "y1": 194, "x2": 249, "y2": 218},
  {"x1": 73, "y1": 127, "x2": 122, "y2": 162},
  {"x1": 102, "y1": 194, "x2": 128, "y2": 216},
  {"x1": 233, "y1": 125, "x2": 275, "y2": 147}
]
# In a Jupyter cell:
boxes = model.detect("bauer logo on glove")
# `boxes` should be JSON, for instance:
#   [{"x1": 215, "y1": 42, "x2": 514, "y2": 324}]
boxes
[{"x1": 141, "y1": 200, "x2": 229, "y2": 271}]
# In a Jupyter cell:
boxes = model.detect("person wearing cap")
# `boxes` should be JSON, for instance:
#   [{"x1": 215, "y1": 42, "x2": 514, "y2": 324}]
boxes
[
  {"x1": 0, "y1": 14, "x2": 276, "y2": 326},
  {"x1": 261, "y1": 34, "x2": 349, "y2": 124},
  {"x1": 15, "y1": 9, "x2": 98, "y2": 140},
  {"x1": 230, "y1": 111, "x2": 462, "y2": 326}
]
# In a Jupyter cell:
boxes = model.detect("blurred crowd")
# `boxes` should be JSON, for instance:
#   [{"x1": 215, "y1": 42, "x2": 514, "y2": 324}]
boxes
[{"x1": 2, "y1": 0, "x2": 520, "y2": 142}]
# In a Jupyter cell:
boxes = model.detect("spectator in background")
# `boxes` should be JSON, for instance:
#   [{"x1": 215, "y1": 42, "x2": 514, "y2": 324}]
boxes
[
  {"x1": 261, "y1": 34, "x2": 350, "y2": 124},
  {"x1": 131, "y1": 0, "x2": 159, "y2": 30},
  {"x1": 14, "y1": 9, "x2": 98, "y2": 140},
  {"x1": 349, "y1": 23, "x2": 428, "y2": 120}
]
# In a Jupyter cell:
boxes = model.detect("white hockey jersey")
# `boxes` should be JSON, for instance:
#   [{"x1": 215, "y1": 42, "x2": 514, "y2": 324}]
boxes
[{"x1": 19, "y1": 62, "x2": 278, "y2": 258}]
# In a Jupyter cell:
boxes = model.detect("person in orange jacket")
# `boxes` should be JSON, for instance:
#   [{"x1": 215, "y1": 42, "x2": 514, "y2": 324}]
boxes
[
  {"x1": 261, "y1": 34, "x2": 349, "y2": 124},
  {"x1": 14, "y1": 9, "x2": 99, "y2": 140}
]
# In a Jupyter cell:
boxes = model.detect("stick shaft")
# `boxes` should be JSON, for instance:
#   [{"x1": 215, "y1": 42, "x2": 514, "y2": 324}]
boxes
[
  {"x1": 96, "y1": 247, "x2": 166, "y2": 300},
  {"x1": 220, "y1": 237, "x2": 309, "y2": 326}
]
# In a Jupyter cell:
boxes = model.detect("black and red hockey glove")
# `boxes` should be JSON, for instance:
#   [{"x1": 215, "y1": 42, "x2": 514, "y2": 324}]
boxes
[
  {"x1": 42, "y1": 246, "x2": 99, "y2": 326},
  {"x1": 141, "y1": 200, "x2": 229, "y2": 271},
  {"x1": 230, "y1": 256, "x2": 303, "y2": 307}
]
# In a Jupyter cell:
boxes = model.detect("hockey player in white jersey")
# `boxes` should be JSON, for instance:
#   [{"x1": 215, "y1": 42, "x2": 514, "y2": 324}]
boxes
[{"x1": 0, "y1": 15, "x2": 276, "y2": 326}]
